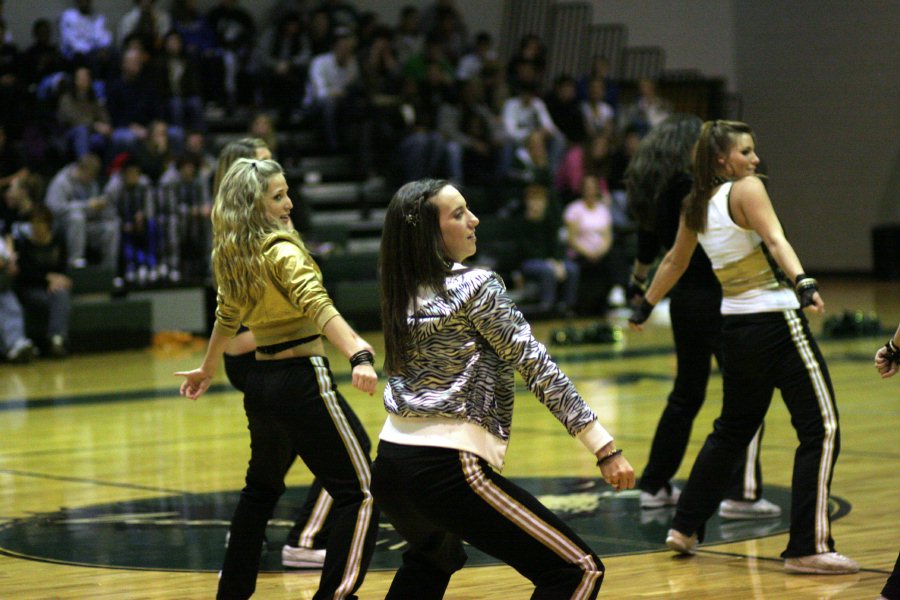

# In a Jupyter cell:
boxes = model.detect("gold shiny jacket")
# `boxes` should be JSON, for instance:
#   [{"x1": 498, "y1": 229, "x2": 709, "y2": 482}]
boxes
[{"x1": 214, "y1": 232, "x2": 340, "y2": 346}]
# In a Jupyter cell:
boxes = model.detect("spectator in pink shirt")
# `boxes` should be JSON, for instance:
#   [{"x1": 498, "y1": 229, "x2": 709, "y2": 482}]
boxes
[{"x1": 564, "y1": 174, "x2": 613, "y2": 316}]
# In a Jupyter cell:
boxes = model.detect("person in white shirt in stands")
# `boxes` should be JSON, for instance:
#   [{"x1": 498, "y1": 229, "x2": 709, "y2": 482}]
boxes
[
  {"x1": 58, "y1": 0, "x2": 114, "y2": 75},
  {"x1": 499, "y1": 80, "x2": 565, "y2": 178},
  {"x1": 304, "y1": 27, "x2": 360, "y2": 152}
]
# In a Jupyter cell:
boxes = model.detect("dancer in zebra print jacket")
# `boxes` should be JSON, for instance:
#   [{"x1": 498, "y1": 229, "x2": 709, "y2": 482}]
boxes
[{"x1": 371, "y1": 178, "x2": 634, "y2": 599}]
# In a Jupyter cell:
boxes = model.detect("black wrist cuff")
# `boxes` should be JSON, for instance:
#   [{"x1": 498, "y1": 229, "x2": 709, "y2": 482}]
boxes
[
  {"x1": 885, "y1": 339, "x2": 900, "y2": 365},
  {"x1": 350, "y1": 350, "x2": 374, "y2": 369},
  {"x1": 596, "y1": 449, "x2": 623, "y2": 467},
  {"x1": 794, "y1": 274, "x2": 818, "y2": 308}
]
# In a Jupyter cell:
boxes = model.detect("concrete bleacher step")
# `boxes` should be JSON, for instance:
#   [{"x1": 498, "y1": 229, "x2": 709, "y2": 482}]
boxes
[
  {"x1": 69, "y1": 296, "x2": 153, "y2": 353},
  {"x1": 287, "y1": 155, "x2": 356, "y2": 182},
  {"x1": 310, "y1": 208, "x2": 387, "y2": 231},
  {"x1": 299, "y1": 182, "x2": 361, "y2": 206},
  {"x1": 209, "y1": 130, "x2": 322, "y2": 156}
]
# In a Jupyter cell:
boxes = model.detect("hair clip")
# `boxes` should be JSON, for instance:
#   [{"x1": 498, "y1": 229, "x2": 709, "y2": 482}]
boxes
[{"x1": 404, "y1": 212, "x2": 419, "y2": 226}]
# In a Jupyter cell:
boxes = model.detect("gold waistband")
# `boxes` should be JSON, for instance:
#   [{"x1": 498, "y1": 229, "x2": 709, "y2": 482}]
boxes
[{"x1": 713, "y1": 245, "x2": 782, "y2": 297}]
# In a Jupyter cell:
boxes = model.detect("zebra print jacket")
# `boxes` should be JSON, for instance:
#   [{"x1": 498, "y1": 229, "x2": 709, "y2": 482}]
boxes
[{"x1": 380, "y1": 265, "x2": 612, "y2": 470}]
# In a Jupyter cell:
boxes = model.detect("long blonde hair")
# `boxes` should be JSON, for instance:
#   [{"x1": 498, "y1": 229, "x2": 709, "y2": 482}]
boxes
[{"x1": 211, "y1": 158, "x2": 288, "y2": 305}]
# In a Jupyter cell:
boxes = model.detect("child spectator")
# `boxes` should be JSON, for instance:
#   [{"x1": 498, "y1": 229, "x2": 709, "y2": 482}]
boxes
[
  {"x1": 159, "y1": 154, "x2": 210, "y2": 282},
  {"x1": 515, "y1": 183, "x2": 578, "y2": 316},
  {"x1": 105, "y1": 156, "x2": 156, "y2": 285},
  {"x1": 14, "y1": 205, "x2": 71, "y2": 358}
]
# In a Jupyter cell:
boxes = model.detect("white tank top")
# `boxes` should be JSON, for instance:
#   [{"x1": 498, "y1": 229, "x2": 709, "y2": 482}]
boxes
[{"x1": 697, "y1": 182, "x2": 799, "y2": 315}]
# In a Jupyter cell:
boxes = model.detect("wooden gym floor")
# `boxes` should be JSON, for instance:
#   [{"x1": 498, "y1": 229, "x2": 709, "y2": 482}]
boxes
[{"x1": 1, "y1": 276, "x2": 898, "y2": 599}]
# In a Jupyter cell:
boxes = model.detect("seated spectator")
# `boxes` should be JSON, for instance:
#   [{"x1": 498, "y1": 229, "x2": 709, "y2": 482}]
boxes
[
  {"x1": 170, "y1": 0, "x2": 221, "y2": 104},
  {"x1": 20, "y1": 19, "x2": 66, "y2": 93},
  {"x1": 206, "y1": 0, "x2": 257, "y2": 111},
  {"x1": 104, "y1": 155, "x2": 156, "y2": 285},
  {"x1": 159, "y1": 154, "x2": 210, "y2": 281},
  {"x1": 117, "y1": 0, "x2": 171, "y2": 52},
  {"x1": 0, "y1": 175, "x2": 39, "y2": 242},
  {"x1": 500, "y1": 80, "x2": 564, "y2": 177},
  {"x1": 507, "y1": 33, "x2": 546, "y2": 93},
  {"x1": 401, "y1": 32, "x2": 454, "y2": 86},
  {"x1": 181, "y1": 130, "x2": 217, "y2": 198},
  {"x1": 509, "y1": 129, "x2": 553, "y2": 187},
  {"x1": 437, "y1": 77, "x2": 501, "y2": 185},
  {"x1": 247, "y1": 112, "x2": 279, "y2": 159},
  {"x1": 133, "y1": 120, "x2": 175, "y2": 183},
  {"x1": 581, "y1": 77, "x2": 615, "y2": 138},
  {"x1": 564, "y1": 173, "x2": 614, "y2": 316},
  {"x1": 151, "y1": 30, "x2": 205, "y2": 132},
  {"x1": 360, "y1": 25, "x2": 400, "y2": 105},
  {"x1": 44, "y1": 153, "x2": 120, "y2": 271},
  {"x1": 58, "y1": 0, "x2": 115, "y2": 77},
  {"x1": 619, "y1": 78, "x2": 672, "y2": 133},
  {"x1": 555, "y1": 133, "x2": 612, "y2": 202},
  {"x1": 106, "y1": 47, "x2": 166, "y2": 154},
  {"x1": 479, "y1": 60, "x2": 509, "y2": 115},
  {"x1": 0, "y1": 125, "x2": 30, "y2": 189},
  {"x1": 392, "y1": 5, "x2": 423, "y2": 69},
  {"x1": 427, "y1": 1, "x2": 468, "y2": 64},
  {"x1": 576, "y1": 55, "x2": 619, "y2": 111},
  {"x1": 318, "y1": 0, "x2": 359, "y2": 32},
  {"x1": 306, "y1": 7, "x2": 334, "y2": 57},
  {"x1": 256, "y1": 11, "x2": 312, "y2": 121},
  {"x1": 303, "y1": 27, "x2": 361, "y2": 151},
  {"x1": 0, "y1": 18, "x2": 23, "y2": 133},
  {"x1": 393, "y1": 76, "x2": 446, "y2": 183},
  {"x1": 14, "y1": 205, "x2": 71, "y2": 358},
  {"x1": 456, "y1": 31, "x2": 496, "y2": 82},
  {"x1": 515, "y1": 183, "x2": 578, "y2": 316},
  {"x1": 544, "y1": 74, "x2": 588, "y2": 146},
  {"x1": 171, "y1": 0, "x2": 216, "y2": 57},
  {"x1": 56, "y1": 66, "x2": 113, "y2": 160},
  {"x1": 0, "y1": 232, "x2": 34, "y2": 363}
]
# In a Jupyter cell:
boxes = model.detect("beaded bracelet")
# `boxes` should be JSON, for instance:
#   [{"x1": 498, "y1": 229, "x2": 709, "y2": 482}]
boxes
[
  {"x1": 885, "y1": 339, "x2": 900, "y2": 365},
  {"x1": 596, "y1": 449, "x2": 623, "y2": 467},
  {"x1": 350, "y1": 350, "x2": 374, "y2": 369}
]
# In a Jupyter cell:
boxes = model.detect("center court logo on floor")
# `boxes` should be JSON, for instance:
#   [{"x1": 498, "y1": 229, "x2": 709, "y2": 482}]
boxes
[{"x1": 0, "y1": 478, "x2": 846, "y2": 572}]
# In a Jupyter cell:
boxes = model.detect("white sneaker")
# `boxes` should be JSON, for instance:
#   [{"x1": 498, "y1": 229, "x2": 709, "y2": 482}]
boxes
[
  {"x1": 784, "y1": 552, "x2": 859, "y2": 574},
  {"x1": 7, "y1": 338, "x2": 35, "y2": 363},
  {"x1": 608, "y1": 285, "x2": 626, "y2": 308},
  {"x1": 665, "y1": 528, "x2": 697, "y2": 555},
  {"x1": 640, "y1": 483, "x2": 681, "y2": 508},
  {"x1": 282, "y1": 545, "x2": 326, "y2": 569},
  {"x1": 718, "y1": 498, "x2": 782, "y2": 520}
]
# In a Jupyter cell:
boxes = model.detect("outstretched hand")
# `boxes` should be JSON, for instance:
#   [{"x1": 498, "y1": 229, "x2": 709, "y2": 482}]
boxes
[{"x1": 176, "y1": 368, "x2": 212, "y2": 400}]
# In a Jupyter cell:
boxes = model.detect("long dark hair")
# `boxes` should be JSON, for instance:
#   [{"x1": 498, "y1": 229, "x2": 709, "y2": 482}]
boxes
[
  {"x1": 625, "y1": 113, "x2": 702, "y2": 229},
  {"x1": 380, "y1": 178, "x2": 452, "y2": 374},
  {"x1": 684, "y1": 119, "x2": 756, "y2": 233}
]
